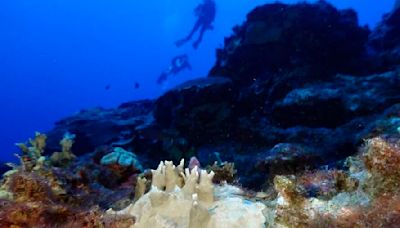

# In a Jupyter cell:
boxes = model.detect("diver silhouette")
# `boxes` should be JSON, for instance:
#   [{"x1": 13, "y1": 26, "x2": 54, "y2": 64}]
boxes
[
  {"x1": 157, "y1": 54, "x2": 192, "y2": 84},
  {"x1": 175, "y1": 0, "x2": 216, "y2": 49}
]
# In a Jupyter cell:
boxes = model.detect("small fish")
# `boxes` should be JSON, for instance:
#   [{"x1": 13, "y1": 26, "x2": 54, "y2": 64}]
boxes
[
  {"x1": 105, "y1": 84, "x2": 111, "y2": 90},
  {"x1": 134, "y1": 82, "x2": 140, "y2": 89}
]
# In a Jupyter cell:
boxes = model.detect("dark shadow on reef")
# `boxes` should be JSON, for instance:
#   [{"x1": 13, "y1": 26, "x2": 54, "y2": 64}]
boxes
[
  {"x1": 0, "y1": 163, "x2": 11, "y2": 176},
  {"x1": 43, "y1": 1, "x2": 400, "y2": 189}
]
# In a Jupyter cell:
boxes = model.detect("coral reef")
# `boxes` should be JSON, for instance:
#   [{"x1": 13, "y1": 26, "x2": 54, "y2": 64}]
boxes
[
  {"x1": 43, "y1": 2, "x2": 400, "y2": 190},
  {"x1": 2, "y1": 1, "x2": 400, "y2": 227},
  {"x1": 0, "y1": 167, "x2": 135, "y2": 227},
  {"x1": 0, "y1": 133, "x2": 138, "y2": 227},
  {"x1": 263, "y1": 136, "x2": 400, "y2": 227}
]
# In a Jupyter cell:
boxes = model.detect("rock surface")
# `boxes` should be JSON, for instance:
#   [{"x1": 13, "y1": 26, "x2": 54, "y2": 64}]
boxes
[{"x1": 369, "y1": 7, "x2": 400, "y2": 71}]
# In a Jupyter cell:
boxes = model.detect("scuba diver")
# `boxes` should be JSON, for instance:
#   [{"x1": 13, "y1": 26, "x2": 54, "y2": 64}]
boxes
[
  {"x1": 175, "y1": 0, "x2": 216, "y2": 49},
  {"x1": 157, "y1": 54, "x2": 192, "y2": 84}
]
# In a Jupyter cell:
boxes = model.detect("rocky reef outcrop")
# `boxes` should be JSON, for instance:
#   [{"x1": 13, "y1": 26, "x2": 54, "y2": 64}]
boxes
[
  {"x1": 40, "y1": 1, "x2": 400, "y2": 189},
  {"x1": 210, "y1": 2, "x2": 372, "y2": 84},
  {"x1": 369, "y1": 6, "x2": 400, "y2": 71}
]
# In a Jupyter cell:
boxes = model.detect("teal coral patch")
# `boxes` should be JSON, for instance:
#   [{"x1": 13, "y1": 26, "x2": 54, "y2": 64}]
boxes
[{"x1": 100, "y1": 147, "x2": 142, "y2": 170}]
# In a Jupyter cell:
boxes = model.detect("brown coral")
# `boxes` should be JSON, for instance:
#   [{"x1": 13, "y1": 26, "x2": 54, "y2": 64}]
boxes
[
  {"x1": 298, "y1": 170, "x2": 358, "y2": 199},
  {"x1": 206, "y1": 161, "x2": 237, "y2": 184},
  {"x1": 8, "y1": 171, "x2": 55, "y2": 203},
  {"x1": 363, "y1": 137, "x2": 400, "y2": 177},
  {"x1": 362, "y1": 137, "x2": 400, "y2": 196},
  {"x1": 274, "y1": 175, "x2": 309, "y2": 227},
  {"x1": 362, "y1": 194, "x2": 400, "y2": 227},
  {"x1": 0, "y1": 200, "x2": 135, "y2": 228}
]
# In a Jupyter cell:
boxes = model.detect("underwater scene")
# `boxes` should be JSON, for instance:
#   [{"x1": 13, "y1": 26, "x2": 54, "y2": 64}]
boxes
[{"x1": 1, "y1": 0, "x2": 400, "y2": 227}]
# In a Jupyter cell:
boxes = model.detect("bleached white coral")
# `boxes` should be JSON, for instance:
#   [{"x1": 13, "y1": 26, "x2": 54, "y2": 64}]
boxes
[
  {"x1": 208, "y1": 185, "x2": 266, "y2": 228},
  {"x1": 108, "y1": 159, "x2": 266, "y2": 228}
]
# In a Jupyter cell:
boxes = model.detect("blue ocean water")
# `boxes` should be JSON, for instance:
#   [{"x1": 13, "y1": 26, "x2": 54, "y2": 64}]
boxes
[{"x1": 0, "y1": 0, "x2": 394, "y2": 163}]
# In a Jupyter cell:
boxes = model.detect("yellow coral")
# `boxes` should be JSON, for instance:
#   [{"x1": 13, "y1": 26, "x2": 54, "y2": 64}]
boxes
[
  {"x1": 15, "y1": 132, "x2": 48, "y2": 172},
  {"x1": 29, "y1": 132, "x2": 47, "y2": 158},
  {"x1": 50, "y1": 133, "x2": 76, "y2": 167}
]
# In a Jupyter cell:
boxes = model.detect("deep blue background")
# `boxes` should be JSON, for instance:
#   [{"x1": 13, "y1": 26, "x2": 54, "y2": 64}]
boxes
[{"x1": 0, "y1": 0, "x2": 394, "y2": 161}]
